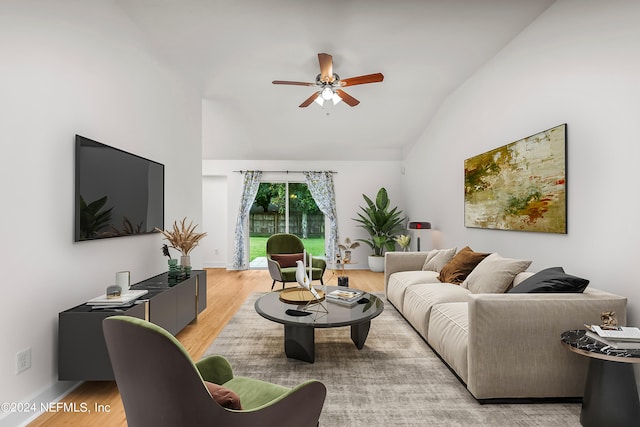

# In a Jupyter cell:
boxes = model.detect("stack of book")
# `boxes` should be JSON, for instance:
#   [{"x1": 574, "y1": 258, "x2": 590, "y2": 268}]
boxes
[
  {"x1": 86, "y1": 289, "x2": 149, "y2": 309},
  {"x1": 326, "y1": 289, "x2": 363, "y2": 306},
  {"x1": 585, "y1": 325, "x2": 640, "y2": 349}
]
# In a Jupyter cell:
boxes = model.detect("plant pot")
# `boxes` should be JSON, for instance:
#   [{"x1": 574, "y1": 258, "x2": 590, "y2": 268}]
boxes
[{"x1": 367, "y1": 255, "x2": 384, "y2": 272}]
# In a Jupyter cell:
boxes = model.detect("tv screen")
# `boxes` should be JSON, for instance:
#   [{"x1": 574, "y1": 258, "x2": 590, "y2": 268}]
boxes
[{"x1": 74, "y1": 135, "x2": 164, "y2": 242}]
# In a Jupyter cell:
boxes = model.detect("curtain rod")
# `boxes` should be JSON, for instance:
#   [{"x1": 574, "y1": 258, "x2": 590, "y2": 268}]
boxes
[{"x1": 233, "y1": 170, "x2": 337, "y2": 174}]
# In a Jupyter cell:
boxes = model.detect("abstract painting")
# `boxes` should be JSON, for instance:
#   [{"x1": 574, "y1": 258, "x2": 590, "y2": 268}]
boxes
[{"x1": 464, "y1": 124, "x2": 567, "y2": 233}]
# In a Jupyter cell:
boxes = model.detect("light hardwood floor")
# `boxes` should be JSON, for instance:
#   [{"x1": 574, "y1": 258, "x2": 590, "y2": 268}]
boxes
[{"x1": 29, "y1": 268, "x2": 384, "y2": 426}]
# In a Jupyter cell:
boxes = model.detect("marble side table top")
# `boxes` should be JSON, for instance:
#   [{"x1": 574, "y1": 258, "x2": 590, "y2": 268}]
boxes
[{"x1": 561, "y1": 330, "x2": 640, "y2": 363}]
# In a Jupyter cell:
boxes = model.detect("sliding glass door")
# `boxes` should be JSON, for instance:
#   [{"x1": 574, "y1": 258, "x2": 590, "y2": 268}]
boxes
[{"x1": 249, "y1": 182, "x2": 325, "y2": 267}]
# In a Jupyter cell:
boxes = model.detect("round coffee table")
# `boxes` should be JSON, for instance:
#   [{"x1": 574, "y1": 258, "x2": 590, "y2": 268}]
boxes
[
  {"x1": 255, "y1": 286, "x2": 384, "y2": 363},
  {"x1": 561, "y1": 330, "x2": 640, "y2": 427}
]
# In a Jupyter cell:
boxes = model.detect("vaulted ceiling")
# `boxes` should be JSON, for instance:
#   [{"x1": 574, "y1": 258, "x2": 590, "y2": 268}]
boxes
[{"x1": 116, "y1": 0, "x2": 555, "y2": 161}]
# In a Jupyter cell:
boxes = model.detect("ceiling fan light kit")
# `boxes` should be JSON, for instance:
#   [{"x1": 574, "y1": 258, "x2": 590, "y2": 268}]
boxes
[{"x1": 273, "y1": 53, "x2": 384, "y2": 108}]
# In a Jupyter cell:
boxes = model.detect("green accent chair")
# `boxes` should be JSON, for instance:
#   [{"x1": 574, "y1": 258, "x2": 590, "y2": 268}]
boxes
[
  {"x1": 103, "y1": 316, "x2": 326, "y2": 427},
  {"x1": 266, "y1": 233, "x2": 326, "y2": 290}
]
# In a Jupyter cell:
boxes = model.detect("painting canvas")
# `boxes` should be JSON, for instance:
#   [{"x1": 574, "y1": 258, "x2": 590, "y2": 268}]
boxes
[{"x1": 464, "y1": 124, "x2": 567, "y2": 233}]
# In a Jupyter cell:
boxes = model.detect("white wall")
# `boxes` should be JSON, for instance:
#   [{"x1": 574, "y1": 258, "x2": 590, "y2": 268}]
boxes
[
  {"x1": 202, "y1": 160, "x2": 405, "y2": 269},
  {"x1": 403, "y1": 0, "x2": 640, "y2": 324},
  {"x1": 202, "y1": 176, "x2": 228, "y2": 268},
  {"x1": 0, "y1": 1, "x2": 202, "y2": 424}
]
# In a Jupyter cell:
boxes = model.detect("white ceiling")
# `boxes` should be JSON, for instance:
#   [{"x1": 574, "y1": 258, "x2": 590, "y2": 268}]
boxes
[{"x1": 115, "y1": 0, "x2": 555, "y2": 161}]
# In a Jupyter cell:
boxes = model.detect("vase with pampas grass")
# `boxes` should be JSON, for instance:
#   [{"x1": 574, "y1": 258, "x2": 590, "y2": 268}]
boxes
[{"x1": 155, "y1": 218, "x2": 207, "y2": 276}]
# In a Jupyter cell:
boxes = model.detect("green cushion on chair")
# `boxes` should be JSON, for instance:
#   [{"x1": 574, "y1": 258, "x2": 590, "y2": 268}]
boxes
[{"x1": 223, "y1": 376, "x2": 291, "y2": 410}]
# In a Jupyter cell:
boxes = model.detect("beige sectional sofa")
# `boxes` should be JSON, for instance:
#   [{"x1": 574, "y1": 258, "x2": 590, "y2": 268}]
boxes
[{"x1": 384, "y1": 250, "x2": 628, "y2": 401}]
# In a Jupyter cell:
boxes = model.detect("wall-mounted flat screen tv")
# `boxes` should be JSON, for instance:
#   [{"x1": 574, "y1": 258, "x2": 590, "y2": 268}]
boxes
[{"x1": 74, "y1": 135, "x2": 164, "y2": 242}]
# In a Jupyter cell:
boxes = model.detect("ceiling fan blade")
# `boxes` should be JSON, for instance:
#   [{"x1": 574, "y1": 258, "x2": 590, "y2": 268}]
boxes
[
  {"x1": 318, "y1": 53, "x2": 334, "y2": 83},
  {"x1": 299, "y1": 92, "x2": 320, "y2": 108},
  {"x1": 272, "y1": 80, "x2": 316, "y2": 86},
  {"x1": 335, "y1": 89, "x2": 360, "y2": 107},
  {"x1": 339, "y1": 73, "x2": 384, "y2": 87}
]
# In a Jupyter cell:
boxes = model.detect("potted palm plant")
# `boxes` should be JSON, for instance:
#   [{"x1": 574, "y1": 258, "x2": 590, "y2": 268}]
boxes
[{"x1": 353, "y1": 188, "x2": 407, "y2": 272}]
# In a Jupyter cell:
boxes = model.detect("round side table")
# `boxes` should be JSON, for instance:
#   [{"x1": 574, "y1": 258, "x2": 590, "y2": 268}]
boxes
[{"x1": 561, "y1": 330, "x2": 640, "y2": 427}]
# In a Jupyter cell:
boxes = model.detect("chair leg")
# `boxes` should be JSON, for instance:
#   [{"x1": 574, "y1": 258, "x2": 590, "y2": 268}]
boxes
[{"x1": 271, "y1": 280, "x2": 276, "y2": 290}]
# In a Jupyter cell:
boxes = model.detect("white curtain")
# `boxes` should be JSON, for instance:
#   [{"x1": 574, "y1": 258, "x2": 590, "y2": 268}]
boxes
[
  {"x1": 233, "y1": 171, "x2": 262, "y2": 269},
  {"x1": 304, "y1": 171, "x2": 338, "y2": 267}
]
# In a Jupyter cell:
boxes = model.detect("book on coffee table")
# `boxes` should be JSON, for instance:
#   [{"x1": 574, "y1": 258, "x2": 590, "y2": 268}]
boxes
[{"x1": 326, "y1": 289, "x2": 363, "y2": 306}]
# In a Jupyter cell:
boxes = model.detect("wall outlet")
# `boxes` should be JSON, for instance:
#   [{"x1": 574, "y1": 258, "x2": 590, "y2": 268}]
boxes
[{"x1": 16, "y1": 347, "x2": 31, "y2": 374}]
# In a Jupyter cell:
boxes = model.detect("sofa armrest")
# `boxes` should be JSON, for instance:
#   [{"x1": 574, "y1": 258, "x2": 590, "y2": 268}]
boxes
[
  {"x1": 466, "y1": 290, "x2": 627, "y2": 400},
  {"x1": 384, "y1": 252, "x2": 429, "y2": 291}
]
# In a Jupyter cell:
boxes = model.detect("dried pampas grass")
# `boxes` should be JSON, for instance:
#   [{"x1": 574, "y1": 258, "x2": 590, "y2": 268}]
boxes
[{"x1": 155, "y1": 217, "x2": 207, "y2": 256}]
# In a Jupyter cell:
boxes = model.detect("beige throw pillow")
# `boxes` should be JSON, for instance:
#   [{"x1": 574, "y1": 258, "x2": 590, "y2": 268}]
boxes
[
  {"x1": 462, "y1": 253, "x2": 532, "y2": 293},
  {"x1": 422, "y1": 248, "x2": 457, "y2": 272}
]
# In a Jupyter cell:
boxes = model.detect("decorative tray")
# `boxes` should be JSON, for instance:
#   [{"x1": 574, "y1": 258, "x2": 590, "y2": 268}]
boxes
[{"x1": 279, "y1": 288, "x2": 326, "y2": 304}]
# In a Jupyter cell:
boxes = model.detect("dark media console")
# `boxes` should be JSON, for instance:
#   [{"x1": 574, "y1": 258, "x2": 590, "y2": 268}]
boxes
[{"x1": 58, "y1": 271, "x2": 206, "y2": 381}]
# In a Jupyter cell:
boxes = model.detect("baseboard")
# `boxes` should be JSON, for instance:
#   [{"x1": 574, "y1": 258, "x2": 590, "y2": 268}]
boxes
[
  {"x1": 0, "y1": 380, "x2": 81, "y2": 427},
  {"x1": 202, "y1": 261, "x2": 227, "y2": 268}
]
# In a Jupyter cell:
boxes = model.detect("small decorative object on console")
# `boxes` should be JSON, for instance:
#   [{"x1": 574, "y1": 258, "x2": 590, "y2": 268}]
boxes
[
  {"x1": 106, "y1": 285, "x2": 122, "y2": 299},
  {"x1": 115, "y1": 271, "x2": 130, "y2": 289},
  {"x1": 167, "y1": 258, "x2": 180, "y2": 282}
]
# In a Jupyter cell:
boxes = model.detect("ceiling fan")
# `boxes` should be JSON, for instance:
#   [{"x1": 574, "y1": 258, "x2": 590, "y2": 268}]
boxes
[{"x1": 272, "y1": 53, "x2": 384, "y2": 108}]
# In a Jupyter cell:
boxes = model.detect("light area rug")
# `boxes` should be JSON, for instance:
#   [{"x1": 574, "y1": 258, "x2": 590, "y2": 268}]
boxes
[{"x1": 203, "y1": 293, "x2": 581, "y2": 426}]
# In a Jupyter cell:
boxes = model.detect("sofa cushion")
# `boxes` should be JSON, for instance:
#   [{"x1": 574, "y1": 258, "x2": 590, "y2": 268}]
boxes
[
  {"x1": 438, "y1": 246, "x2": 490, "y2": 284},
  {"x1": 387, "y1": 270, "x2": 440, "y2": 311},
  {"x1": 422, "y1": 247, "x2": 457, "y2": 272},
  {"x1": 508, "y1": 267, "x2": 589, "y2": 293},
  {"x1": 402, "y1": 283, "x2": 471, "y2": 339},
  {"x1": 427, "y1": 302, "x2": 469, "y2": 383},
  {"x1": 461, "y1": 253, "x2": 532, "y2": 294}
]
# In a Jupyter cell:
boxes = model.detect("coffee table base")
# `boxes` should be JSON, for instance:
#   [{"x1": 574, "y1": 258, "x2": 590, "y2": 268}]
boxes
[{"x1": 284, "y1": 320, "x2": 372, "y2": 363}]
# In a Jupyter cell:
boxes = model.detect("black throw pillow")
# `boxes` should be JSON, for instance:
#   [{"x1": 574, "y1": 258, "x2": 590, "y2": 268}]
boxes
[{"x1": 508, "y1": 267, "x2": 589, "y2": 293}]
